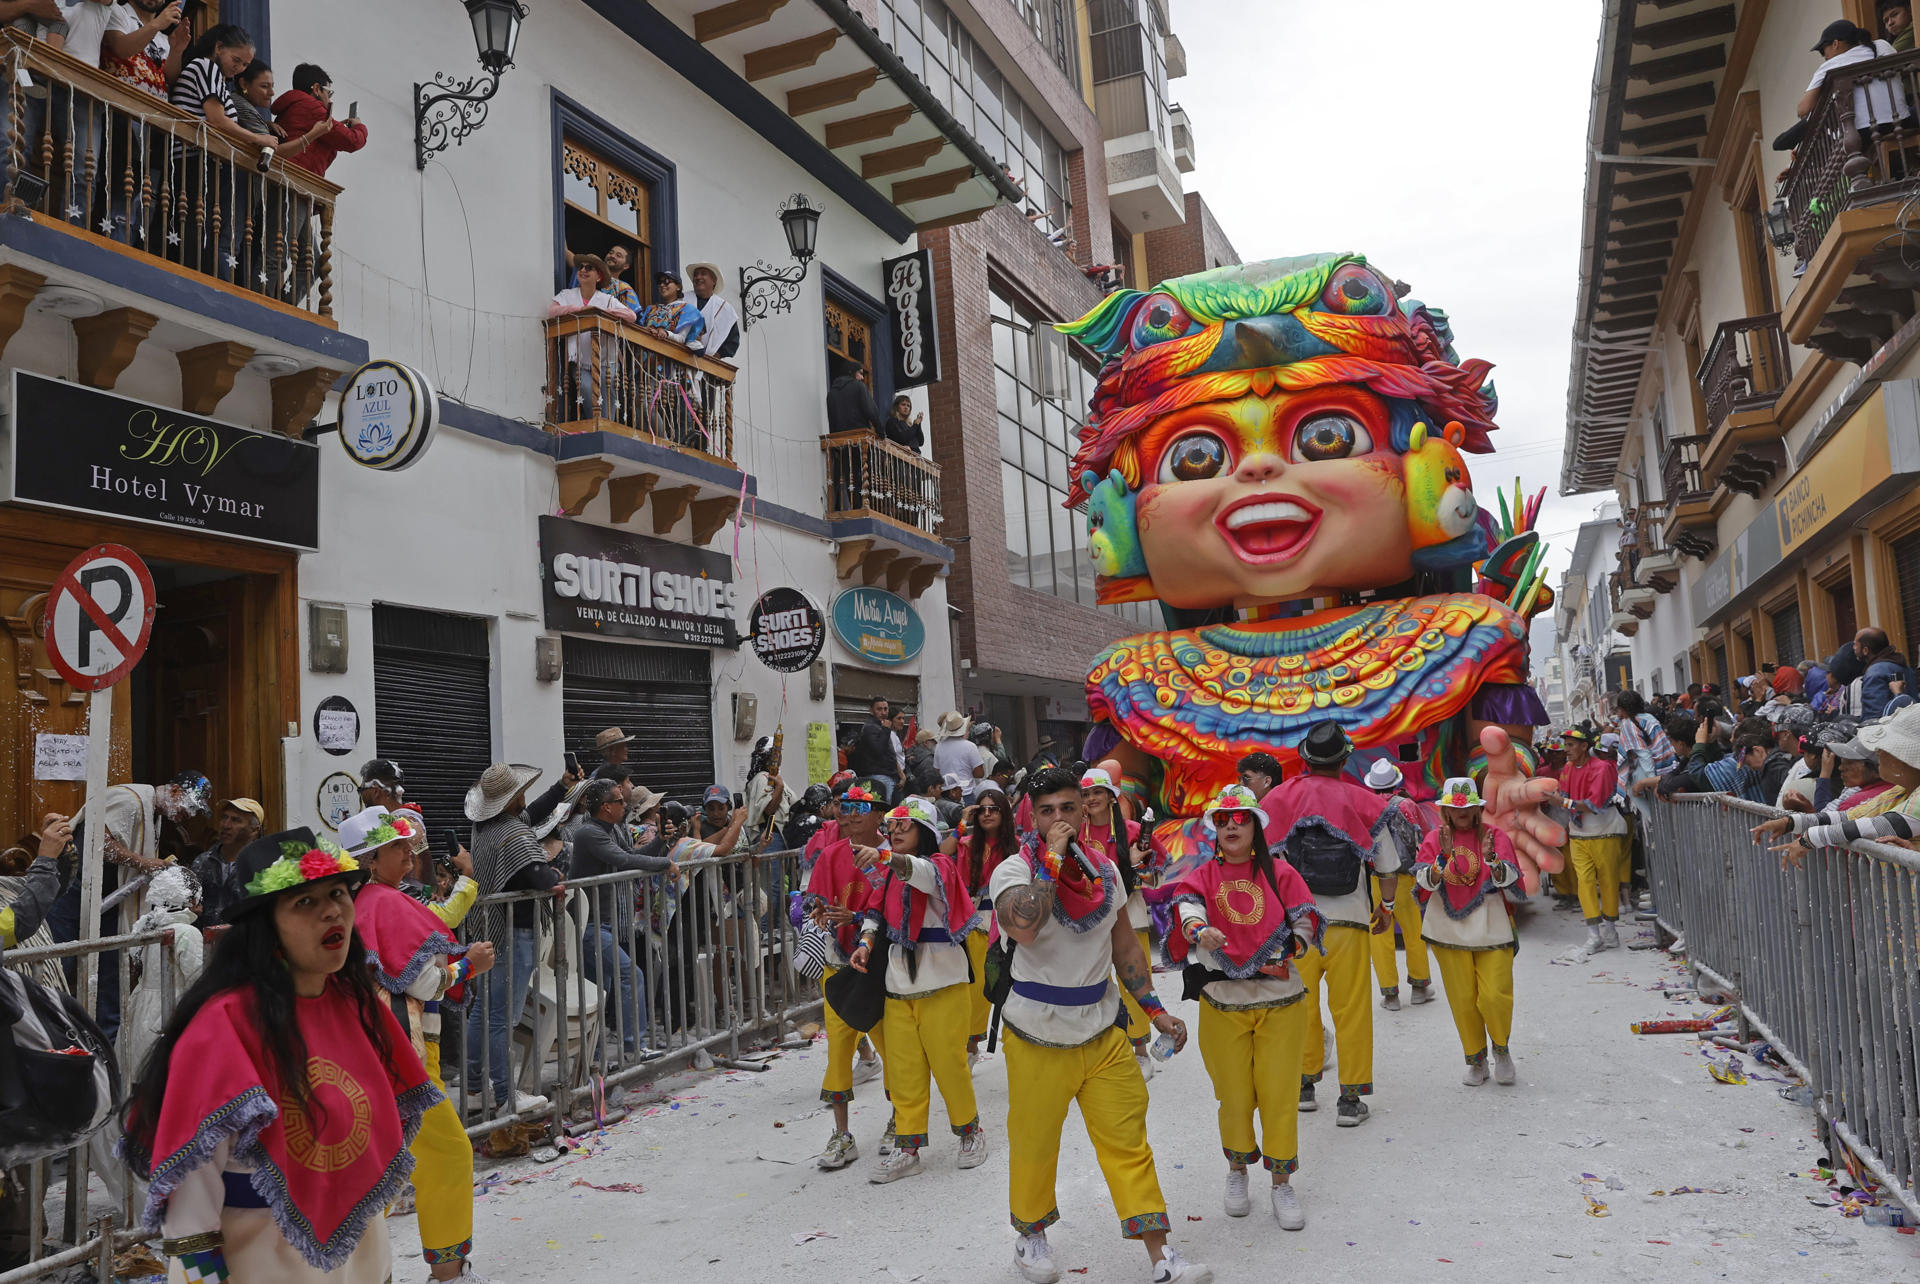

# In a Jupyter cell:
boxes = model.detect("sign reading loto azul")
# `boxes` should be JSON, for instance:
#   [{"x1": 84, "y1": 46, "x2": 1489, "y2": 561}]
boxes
[
  {"x1": 540, "y1": 515, "x2": 740, "y2": 648},
  {"x1": 882, "y1": 249, "x2": 941, "y2": 391},
  {"x1": 6, "y1": 371, "x2": 320, "y2": 549},
  {"x1": 339, "y1": 359, "x2": 439, "y2": 471}
]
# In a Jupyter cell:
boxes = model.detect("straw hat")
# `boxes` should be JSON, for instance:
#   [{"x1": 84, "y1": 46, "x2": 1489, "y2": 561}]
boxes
[
  {"x1": 594, "y1": 727, "x2": 635, "y2": 753},
  {"x1": 1861, "y1": 705, "x2": 1920, "y2": 768},
  {"x1": 1435, "y1": 777, "x2": 1484, "y2": 810},
  {"x1": 936, "y1": 711, "x2": 971, "y2": 740},
  {"x1": 628, "y1": 784, "x2": 667, "y2": 815},
  {"x1": 1202, "y1": 784, "x2": 1269, "y2": 831},
  {"x1": 1363, "y1": 760, "x2": 1403, "y2": 790},
  {"x1": 464, "y1": 763, "x2": 543, "y2": 822},
  {"x1": 685, "y1": 262, "x2": 724, "y2": 293}
]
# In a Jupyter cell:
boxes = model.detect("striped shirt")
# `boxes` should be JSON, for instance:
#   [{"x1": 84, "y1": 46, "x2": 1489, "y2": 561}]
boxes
[
  {"x1": 1791, "y1": 794, "x2": 1920, "y2": 849},
  {"x1": 169, "y1": 57, "x2": 237, "y2": 123}
]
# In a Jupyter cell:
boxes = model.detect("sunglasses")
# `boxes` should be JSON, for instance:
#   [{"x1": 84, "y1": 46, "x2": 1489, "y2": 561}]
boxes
[
  {"x1": 1214, "y1": 808, "x2": 1254, "y2": 827},
  {"x1": 978, "y1": 804, "x2": 1004, "y2": 815},
  {"x1": 841, "y1": 800, "x2": 874, "y2": 814}
]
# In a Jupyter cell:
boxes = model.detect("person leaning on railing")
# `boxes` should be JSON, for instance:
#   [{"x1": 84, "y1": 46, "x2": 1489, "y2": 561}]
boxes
[{"x1": 1752, "y1": 706, "x2": 1920, "y2": 867}]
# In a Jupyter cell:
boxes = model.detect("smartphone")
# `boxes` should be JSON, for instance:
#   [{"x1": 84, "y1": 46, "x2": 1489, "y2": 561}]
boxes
[
  {"x1": 438, "y1": 827, "x2": 460, "y2": 869},
  {"x1": 565, "y1": 750, "x2": 582, "y2": 778},
  {"x1": 733, "y1": 792, "x2": 745, "y2": 809},
  {"x1": 347, "y1": 100, "x2": 359, "y2": 120}
]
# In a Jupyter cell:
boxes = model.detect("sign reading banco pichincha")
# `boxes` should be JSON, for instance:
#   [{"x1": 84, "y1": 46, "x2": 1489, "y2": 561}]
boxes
[
  {"x1": 830, "y1": 586, "x2": 923, "y2": 667},
  {"x1": 338, "y1": 359, "x2": 439, "y2": 471},
  {"x1": 6, "y1": 371, "x2": 320, "y2": 549},
  {"x1": 748, "y1": 587, "x2": 825, "y2": 672},
  {"x1": 540, "y1": 515, "x2": 740, "y2": 648}
]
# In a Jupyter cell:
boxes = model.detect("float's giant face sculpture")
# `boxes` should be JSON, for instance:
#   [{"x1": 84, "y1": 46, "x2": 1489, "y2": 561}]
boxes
[{"x1": 1062, "y1": 254, "x2": 1500, "y2": 610}]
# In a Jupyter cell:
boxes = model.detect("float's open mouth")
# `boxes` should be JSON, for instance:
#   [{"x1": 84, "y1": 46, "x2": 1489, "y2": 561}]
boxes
[{"x1": 1216, "y1": 495, "x2": 1322, "y2": 564}]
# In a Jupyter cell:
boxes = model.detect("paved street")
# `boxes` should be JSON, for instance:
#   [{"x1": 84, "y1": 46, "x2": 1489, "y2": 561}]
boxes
[{"x1": 397, "y1": 904, "x2": 1918, "y2": 1282}]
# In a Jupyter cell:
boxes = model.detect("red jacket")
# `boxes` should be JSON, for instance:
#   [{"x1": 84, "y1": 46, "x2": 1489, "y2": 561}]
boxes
[{"x1": 270, "y1": 89, "x2": 368, "y2": 178}]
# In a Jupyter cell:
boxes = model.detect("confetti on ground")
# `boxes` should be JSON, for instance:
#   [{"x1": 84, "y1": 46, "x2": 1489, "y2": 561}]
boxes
[
  {"x1": 1707, "y1": 1059, "x2": 1748, "y2": 1085},
  {"x1": 791, "y1": 1230, "x2": 837, "y2": 1245},
  {"x1": 569, "y1": 1179, "x2": 646, "y2": 1194}
]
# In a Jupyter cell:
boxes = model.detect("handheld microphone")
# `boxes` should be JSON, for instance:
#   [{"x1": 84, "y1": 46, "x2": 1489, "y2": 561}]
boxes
[{"x1": 1062, "y1": 835, "x2": 1102, "y2": 884}]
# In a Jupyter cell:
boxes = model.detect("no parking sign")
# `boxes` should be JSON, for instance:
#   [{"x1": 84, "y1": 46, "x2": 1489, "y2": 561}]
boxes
[{"x1": 46, "y1": 543, "x2": 156, "y2": 690}]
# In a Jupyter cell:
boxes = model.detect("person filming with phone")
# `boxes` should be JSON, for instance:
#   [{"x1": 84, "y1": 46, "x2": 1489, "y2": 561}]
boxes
[{"x1": 270, "y1": 62, "x2": 367, "y2": 179}]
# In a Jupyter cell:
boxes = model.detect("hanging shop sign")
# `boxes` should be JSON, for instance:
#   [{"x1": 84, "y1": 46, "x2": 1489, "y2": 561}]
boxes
[
  {"x1": 882, "y1": 249, "x2": 941, "y2": 391},
  {"x1": 540, "y1": 514, "x2": 740, "y2": 648},
  {"x1": 338, "y1": 359, "x2": 439, "y2": 471},
  {"x1": 6, "y1": 370, "x2": 320, "y2": 549},
  {"x1": 830, "y1": 586, "x2": 924, "y2": 667},
  {"x1": 748, "y1": 587, "x2": 826, "y2": 672}
]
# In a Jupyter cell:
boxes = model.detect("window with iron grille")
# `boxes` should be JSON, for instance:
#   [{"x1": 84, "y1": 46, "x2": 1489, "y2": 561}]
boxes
[
  {"x1": 1087, "y1": 0, "x2": 1171, "y2": 146},
  {"x1": 1768, "y1": 602, "x2": 1806, "y2": 668},
  {"x1": 1894, "y1": 530, "x2": 1920, "y2": 660}
]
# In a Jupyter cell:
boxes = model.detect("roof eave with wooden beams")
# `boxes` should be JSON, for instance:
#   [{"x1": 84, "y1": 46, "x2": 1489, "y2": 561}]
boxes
[
  {"x1": 677, "y1": 0, "x2": 1020, "y2": 231},
  {"x1": 1560, "y1": 0, "x2": 1745, "y2": 496}
]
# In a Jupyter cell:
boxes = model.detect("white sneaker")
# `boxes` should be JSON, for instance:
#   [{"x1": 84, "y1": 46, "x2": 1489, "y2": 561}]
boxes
[
  {"x1": 510, "y1": 1092, "x2": 550, "y2": 1118},
  {"x1": 1380, "y1": 989, "x2": 1401, "y2": 1011},
  {"x1": 1491, "y1": 1047, "x2": 1516, "y2": 1086},
  {"x1": 1150, "y1": 1246, "x2": 1213, "y2": 1283},
  {"x1": 1462, "y1": 1056, "x2": 1489, "y2": 1087},
  {"x1": 451, "y1": 1264, "x2": 492, "y2": 1282},
  {"x1": 868, "y1": 1146, "x2": 922, "y2": 1184},
  {"x1": 1136, "y1": 1051, "x2": 1156, "y2": 1083},
  {"x1": 1584, "y1": 924, "x2": 1607, "y2": 954},
  {"x1": 1271, "y1": 1181, "x2": 1306, "y2": 1231},
  {"x1": 957, "y1": 1129, "x2": 989, "y2": 1169},
  {"x1": 851, "y1": 1054, "x2": 882, "y2": 1086},
  {"x1": 1667, "y1": 934, "x2": 1686, "y2": 956},
  {"x1": 1014, "y1": 1231, "x2": 1061, "y2": 1283},
  {"x1": 1409, "y1": 981, "x2": 1435, "y2": 1005},
  {"x1": 818, "y1": 1129, "x2": 857, "y2": 1170},
  {"x1": 1599, "y1": 920, "x2": 1621, "y2": 950},
  {"x1": 1223, "y1": 1168, "x2": 1251, "y2": 1217}
]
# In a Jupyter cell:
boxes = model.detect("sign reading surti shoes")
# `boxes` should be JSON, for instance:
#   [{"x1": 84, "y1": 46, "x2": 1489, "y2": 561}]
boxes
[{"x1": 540, "y1": 515, "x2": 740, "y2": 648}]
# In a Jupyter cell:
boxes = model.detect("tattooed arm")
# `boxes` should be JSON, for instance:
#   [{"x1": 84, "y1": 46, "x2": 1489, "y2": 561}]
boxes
[
  {"x1": 994, "y1": 878, "x2": 1055, "y2": 945},
  {"x1": 1111, "y1": 914, "x2": 1185, "y2": 1051}
]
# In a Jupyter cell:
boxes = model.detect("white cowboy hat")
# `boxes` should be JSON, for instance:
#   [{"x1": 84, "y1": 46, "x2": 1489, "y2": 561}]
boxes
[
  {"x1": 1363, "y1": 760, "x2": 1403, "y2": 790},
  {"x1": 337, "y1": 806, "x2": 419, "y2": 859},
  {"x1": 1201, "y1": 784, "x2": 1269, "y2": 831},
  {"x1": 464, "y1": 763, "x2": 543, "y2": 822},
  {"x1": 1862, "y1": 705, "x2": 1920, "y2": 770},
  {"x1": 1435, "y1": 777, "x2": 1484, "y2": 809},
  {"x1": 936, "y1": 711, "x2": 971, "y2": 740},
  {"x1": 534, "y1": 802, "x2": 574, "y2": 841},
  {"x1": 684, "y1": 262, "x2": 724, "y2": 293}
]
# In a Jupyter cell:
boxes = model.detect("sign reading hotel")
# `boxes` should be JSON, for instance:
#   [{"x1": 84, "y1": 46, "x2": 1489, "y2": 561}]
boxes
[
  {"x1": 540, "y1": 515, "x2": 740, "y2": 648},
  {"x1": 882, "y1": 249, "x2": 941, "y2": 391},
  {"x1": 6, "y1": 370, "x2": 320, "y2": 549},
  {"x1": 831, "y1": 586, "x2": 924, "y2": 667}
]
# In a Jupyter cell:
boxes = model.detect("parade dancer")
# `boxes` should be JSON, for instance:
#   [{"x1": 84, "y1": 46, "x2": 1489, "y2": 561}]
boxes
[
  {"x1": 123, "y1": 828, "x2": 438, "y2": 1283},
  {"x1": 339, "y1": 808, "x2": 492, "y2": 1281},
  {"x1": 1362, "y1": 761, "x2": 1435, "y2": 1009},
  {"x1": 990, "y1": 768, "x2": 1210, "y2": 1284},
  {"x1": 1259, "y1": 721, "x2": 1413, "y2": 1126},
  {"x1": 1554, "y1": 728, "x2": 1630, "y2": 953},
  {"x1": 803, "y1": 785, "x2": 888, "y2": 1170},
  {"x1": 959, "y1": 785, "x2": 1015, "y2": 1061},
  {"x1": 1080, "y1": 768, "x2": 1155, "y2": 1076},
  {"x1": 1167, "y1": 786, "x2": 1323, "y2": 1231},
  {"x1": 849, "y1": 798, "x2": 986, "y2": 1182},
  {"x1": 1414, "y1": 779, "x2": 1522, "y2": 1086}
]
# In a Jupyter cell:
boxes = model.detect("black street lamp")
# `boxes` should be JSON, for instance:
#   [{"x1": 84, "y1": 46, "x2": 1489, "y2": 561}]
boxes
[
  {"x1": 739, "y1": 195, "x2": 823, "y2": 329},
  {"x1": 415, "y1": 0, "x2": 529, "y2": 170}
]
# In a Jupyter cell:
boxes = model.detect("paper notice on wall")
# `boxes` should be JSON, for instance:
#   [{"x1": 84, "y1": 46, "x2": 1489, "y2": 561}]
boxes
[
  {"x1": 33, "y1": 733, "x2": 89, "y2": 780},
  {"x1": 315, "y1": 709, "x2": 359, "y2": 752},
  {"x1": 806, "y1": 721, "x2": 834, "y2": 785}
]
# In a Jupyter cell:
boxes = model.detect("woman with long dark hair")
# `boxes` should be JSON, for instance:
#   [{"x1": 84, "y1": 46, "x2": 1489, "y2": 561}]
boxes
[
  {"x1": 123, "y1": 828, "x2": 437, "y2": 1283},
  {"x1": 1165, "y1": 785, "x2": 1324, "y2": 1232},
  {"x1": 958, "y1": 785, "x2": 1013, "y2": 1058}
]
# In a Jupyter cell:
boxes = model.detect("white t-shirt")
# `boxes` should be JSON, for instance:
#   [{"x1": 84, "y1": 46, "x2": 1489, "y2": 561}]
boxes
[
  {"x1": 61, "y1": 0, "x2": 134, "y2": 68},
  {"x1": 932, "y1": 738, "x2": 983, "y2": 796},
  {"x1": 859, "y1": 852, "x2": 970, "y2": 998},
  {"x1": 1808, "y1": 40, "x2": 1909, "y2": 128},
  {"x1": 988, "y1": 855, "x2": 1122, "y2": 1048}
]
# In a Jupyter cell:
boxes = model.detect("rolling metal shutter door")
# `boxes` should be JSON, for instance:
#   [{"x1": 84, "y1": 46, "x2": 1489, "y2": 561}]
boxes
[
  {"x1": 372, "y1": 606, "x2": 493, "y2": 841},
  {"x1": 563, "y1": 638, "x2": 714, "y2": 808},
  {"x1": 1768, "y1": 603, "x2": 1805, "y2": 668},
  {"x1": 1896, "y1": 531, "x2": 1920, "y2": 661}
]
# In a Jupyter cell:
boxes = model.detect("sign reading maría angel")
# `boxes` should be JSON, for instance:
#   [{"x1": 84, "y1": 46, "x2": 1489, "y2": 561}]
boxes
[
  {"x1": 540, "y1": 515, "x2": 739, "y2": 647},
  {"x1": 883, "y1": 249, "x2": 941, "y2": 390}
]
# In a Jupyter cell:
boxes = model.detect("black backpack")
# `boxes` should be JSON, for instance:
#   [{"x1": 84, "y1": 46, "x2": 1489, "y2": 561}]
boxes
[
  {"x1": 1286, "y1": 825, "x2": 1364, "y2": 898},
  {"x1": 0, "y1": 963, "x2": 122, "y2": 1167}
]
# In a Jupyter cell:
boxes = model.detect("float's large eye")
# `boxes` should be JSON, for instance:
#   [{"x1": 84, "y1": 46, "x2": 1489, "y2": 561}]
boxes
[
  {"x1": 1291, "y1": 414, "x2": 1374, "y2": 462},
  {"x1": 1318, "y1": 263, "x2": 1394, "y2": 316},
  {"x1": 1157, "y1": 432, "x2": 1230, "y2": 482},
  {"x1": 1130, "y1": 292, "x2": 1198, "y2": 350}
]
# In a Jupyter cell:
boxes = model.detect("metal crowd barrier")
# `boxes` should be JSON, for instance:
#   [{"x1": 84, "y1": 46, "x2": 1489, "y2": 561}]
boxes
[
  {"x1": 0, "y1": 849, "x2": 822, "y2": 1278},
  {"x1": 1, "y1": 925, "x2": 179, "y2": 1282},
  {"x1": 1643, "y1": 794, "x2": 1920, "y2": 1221}
]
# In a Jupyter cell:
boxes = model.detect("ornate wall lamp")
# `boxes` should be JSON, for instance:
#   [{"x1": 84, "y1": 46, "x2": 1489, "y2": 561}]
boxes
[
  {"x1": 415, "y1": 0, "x2": 529, "y2": 170},
  {"x1": 738, "y1": 195, "x2": 822, "y2": 329}
]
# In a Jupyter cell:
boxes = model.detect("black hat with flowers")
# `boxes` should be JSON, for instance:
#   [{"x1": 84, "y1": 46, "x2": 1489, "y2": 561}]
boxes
[{"x1": 226, "y1": 827, "x2": 368, "y2": 917}]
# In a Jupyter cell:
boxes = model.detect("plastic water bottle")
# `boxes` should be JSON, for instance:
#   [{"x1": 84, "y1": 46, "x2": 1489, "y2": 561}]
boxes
[{"x1": 1150, "y1": 1030, "x2": 1179, "y2": 1061}]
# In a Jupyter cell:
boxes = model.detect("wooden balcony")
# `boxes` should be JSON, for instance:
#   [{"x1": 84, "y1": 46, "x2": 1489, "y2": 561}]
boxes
[
  {"x1": 2, "y1": 31, "x2": 340, "y2": 321},
  {"x1": 1778, "y1": 47, "x2": 1920, "y2": 359},
  {"x1": 1630, "y1": 501, "x2": 1678, "y2": 594},
  {"x1": 822, "y1": 429, "x2": 944, "y2": 599},
  {"x1": 1695, "y1": 314, "x2": 1789, "y2": 497},
  {"x1": 1607, "y1": 572, "x2": 1639, "y2": 637},
  {"x1": 1659, "y1": 433, "x2": 1717, "y2": 560}
]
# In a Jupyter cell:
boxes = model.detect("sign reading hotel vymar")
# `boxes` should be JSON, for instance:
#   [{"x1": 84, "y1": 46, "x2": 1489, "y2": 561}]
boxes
[
  {"x1": 6, "y1": 371, "x2": 321, "y2": 549},
  {"x1": 882, "y1": 249, "x2": 941, "y2": 391},
  {"x1": 540, "y1": 515, "x2": 740, "y2": 648}
]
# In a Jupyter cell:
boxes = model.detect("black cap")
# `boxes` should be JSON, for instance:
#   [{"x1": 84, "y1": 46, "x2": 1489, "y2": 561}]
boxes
[
  {"x1": 655, "y1": 267, "x2": 682, "y2": 284},
  {"x1": 1299, "y1": 720, "x2": 1355, "y2": 767},
  {"x1": 360, "y1": 759, "x2": 404, "y2": 787},
  {"x1": 800, "y1": 783, "x2": 832, "y2": 809},
  {"x1": 1814, "y1": 19, "x2": 1863, "y2": 51}
]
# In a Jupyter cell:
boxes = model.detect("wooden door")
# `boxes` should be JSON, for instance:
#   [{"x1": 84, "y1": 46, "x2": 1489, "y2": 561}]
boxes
[{"x1": 145, "y1": 580, "x2": 246, "y2": 856}]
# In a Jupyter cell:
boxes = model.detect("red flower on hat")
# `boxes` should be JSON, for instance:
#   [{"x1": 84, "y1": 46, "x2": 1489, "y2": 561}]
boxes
[
  {"x1": 299, "y1": 850, "x2": 340, "y2": 881},
  {"x1": 844, "y1": 785, "x2": 878, "y2": 802}
]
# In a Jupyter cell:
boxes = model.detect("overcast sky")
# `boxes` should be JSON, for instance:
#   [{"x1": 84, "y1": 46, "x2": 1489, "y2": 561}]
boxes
[{"x1": 1172, "y1": 0, "x2": 1608, "y2": 582}]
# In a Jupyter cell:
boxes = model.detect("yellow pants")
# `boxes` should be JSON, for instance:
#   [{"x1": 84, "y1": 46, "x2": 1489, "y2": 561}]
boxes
[
  {"x1": 1568, "y1": 834, "x2": 1631, "y2": 921},
  {"x1": 1550, "y1": 849, "x2": 1576, "y2": 898},
  {"x1": 414, "y1": 1040, "x2": 474, "y2": 1267},
  {"x1": 882, "y1": 982, "x2": 978, "y2": 1149},
  {"x1": 1368, "y1": 875, "x2": 1429, "y2": 991},
  {"x1": 1296, "y1": 924, "x2": 1373, "y2": 1094},
  {"x1": 1005, "y1": 1025, "x2": 1168, "y2": 1239},
  {"x1": 1197, "y1": 996, "x2": 1310, "y2": 1174},
  {"x1": 1430, "y1": 944, "x2": 1515, "y2": 1061},
  {"x1": 819, "y1": 964, "x2": 886, "y2": 1103},
  {"x1": 966, "y1": 930, "x2": 992, "y2": 1041},
  {"x1": 1115, "y1": 926, "x2": 1154, "y2": 1043}
]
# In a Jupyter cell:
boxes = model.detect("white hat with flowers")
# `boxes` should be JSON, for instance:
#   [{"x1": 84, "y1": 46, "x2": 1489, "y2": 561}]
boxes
[
  {"x1": 1202, "y1": 783, "x2": 1269, "y2": 831},
  {"x1": 1080, "y1": 767, "x2": 1120, "y2": 797},
  {"x1": 1435, "y1": 777, "x2": 1484, "y2": 810},
  {"x1": 336, "y1": 806, "x2": 420, "y2": 859}
]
